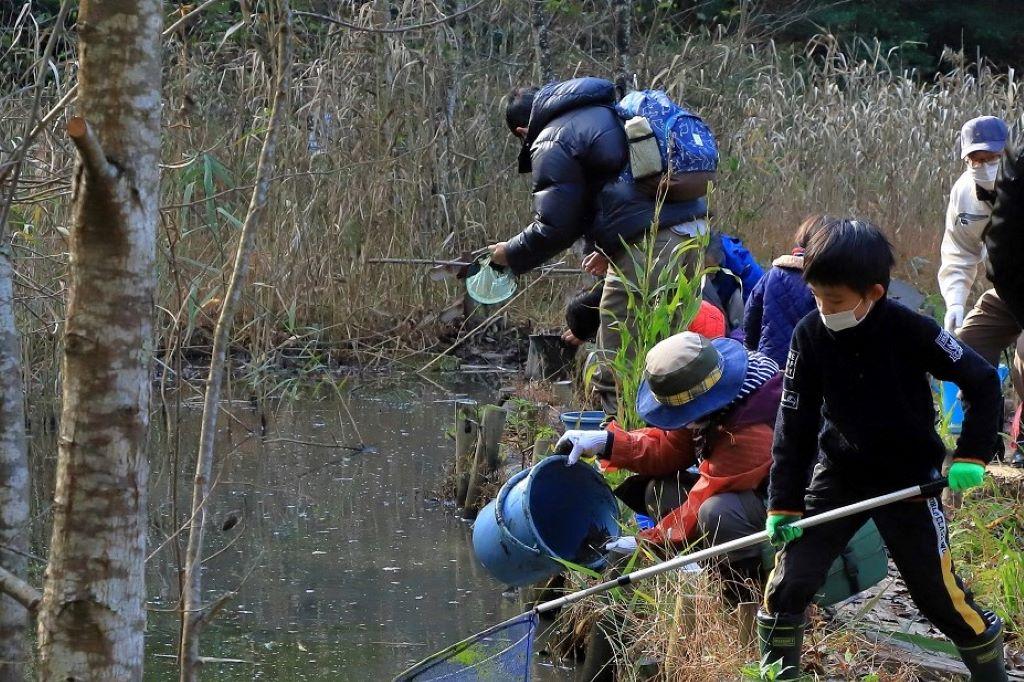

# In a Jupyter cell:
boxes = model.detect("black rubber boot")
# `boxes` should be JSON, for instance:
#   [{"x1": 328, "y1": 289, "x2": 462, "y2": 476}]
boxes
[
  {"x1": 756, "y1": 611, "x2": 804, "y2": 681},
  {"x1": 956, "y1": 613, "x2": 1009, "y2": 681}
]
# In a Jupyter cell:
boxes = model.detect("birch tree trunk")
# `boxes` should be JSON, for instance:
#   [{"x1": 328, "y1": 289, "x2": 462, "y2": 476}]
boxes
[
  {"x1": 0, "y1": 3, "x2": 74, "y2": 673},
  {"x1": 36, "y1": 0, "x2": 163, "y2": 678},
  {"x1": 178, "y1": 6, "x2": 291, "y2": 680},
  {"x1": 0, "y1": 250, "x2": 28, "y2": 681}
]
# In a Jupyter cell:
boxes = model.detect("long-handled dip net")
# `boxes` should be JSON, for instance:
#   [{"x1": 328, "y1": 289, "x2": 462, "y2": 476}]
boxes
[{"x1": 394, "y1": 480, "x2": 946, "y2": 681}]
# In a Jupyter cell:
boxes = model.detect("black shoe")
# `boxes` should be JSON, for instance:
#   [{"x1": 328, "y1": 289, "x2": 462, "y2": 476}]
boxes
[
  {"x1": 1011, "y1": 448, "x2": 1024, "y2": 468},
  {"x1": 756, "y1": 610, "x2": 804, "y2": 680},
  {"x1": 956, "y1": 612, "x2": 1009, "y2": 682}
]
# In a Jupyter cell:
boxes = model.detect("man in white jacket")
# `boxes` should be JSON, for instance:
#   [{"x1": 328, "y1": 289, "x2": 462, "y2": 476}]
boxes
[{"x1": 939, "y1": 115, "x2": 1024, "y2": 466}]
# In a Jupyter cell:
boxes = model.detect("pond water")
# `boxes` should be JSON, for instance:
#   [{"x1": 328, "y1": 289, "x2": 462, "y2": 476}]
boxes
[{"x1": 34, "y1": 381, "x2": 575, "y2": 679}]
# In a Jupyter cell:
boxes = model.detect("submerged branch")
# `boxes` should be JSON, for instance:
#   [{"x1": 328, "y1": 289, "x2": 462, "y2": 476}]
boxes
[{"x1": 261, "y1": 437, "x2": 369, "y2": 450}]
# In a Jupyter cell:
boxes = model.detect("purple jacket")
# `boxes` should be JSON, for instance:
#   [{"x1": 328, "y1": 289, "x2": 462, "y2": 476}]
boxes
[{"x1": 743, "y1": 254, "x2": 816, "y2": 367}]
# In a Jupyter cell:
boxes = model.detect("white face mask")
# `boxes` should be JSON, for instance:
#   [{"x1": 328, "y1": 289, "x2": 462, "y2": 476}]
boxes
[
  {"x1": 970, "y1": 160, "x2": 1000, "y2": 190},
  {"x1": 819, "y1": 298, "x2": 873, "y2": 332}
]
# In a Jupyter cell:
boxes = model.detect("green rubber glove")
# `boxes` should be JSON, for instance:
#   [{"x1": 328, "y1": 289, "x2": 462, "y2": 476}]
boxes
[
  {"x1": 765, "y1": 513, "x2": 803, "y2": 547},
  {"x1": 948, "y1": 461, "x2": 985, "y2": 492}
]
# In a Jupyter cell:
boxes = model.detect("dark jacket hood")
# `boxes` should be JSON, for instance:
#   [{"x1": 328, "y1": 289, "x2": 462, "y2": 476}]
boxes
[
  {"x1": 518, "y1": 77, "x2": 618, "y2": 173},
  {"x1": 727, "y1": 373, "x2": 783, "y2": 429}
]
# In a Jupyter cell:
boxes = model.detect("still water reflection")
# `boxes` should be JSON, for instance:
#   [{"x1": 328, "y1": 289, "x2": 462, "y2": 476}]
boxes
[{"x1": 77, "y1": 382, "x2": 576, "y2": 680}]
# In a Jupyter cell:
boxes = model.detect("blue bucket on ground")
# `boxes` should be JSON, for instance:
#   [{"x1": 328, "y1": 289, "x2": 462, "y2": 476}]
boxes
[
  {"x1": 472, "y1": 455, "x2": 620, "y2": 587},
  {"x1": 635, "y1": 513, "x2": 655, "y2": 531},
  {"x1": 559, "y1": 410, "x2": 606, "y2": 430},
  {"x1": 939, "y1": 364, "x2": 1009, "y2": 434}
]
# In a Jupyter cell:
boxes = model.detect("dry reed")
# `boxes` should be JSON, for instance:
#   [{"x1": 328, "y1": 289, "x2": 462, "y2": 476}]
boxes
[{"x1": 4, "y1": 3, "x2": 1024, "y2": 380}]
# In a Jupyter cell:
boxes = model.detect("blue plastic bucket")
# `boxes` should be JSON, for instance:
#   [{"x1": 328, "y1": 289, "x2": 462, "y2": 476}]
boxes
[
  {"x1": 472, "y1": 455, "x2": 620, "y2": 587},
  {"x1": 635, "y1": 513, "x2": 655, "y2": 531},
  {"x1": 939, "y1": 364, "x2": 1010, "y2": 434},
  {"x1": 559, "y1": 411, "x2": 606, "y2": 431}
]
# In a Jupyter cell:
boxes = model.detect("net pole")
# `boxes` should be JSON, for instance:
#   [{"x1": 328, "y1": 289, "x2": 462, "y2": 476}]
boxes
[{"x1": 535, "y1": 480, "x2": 944, "y2": 615}]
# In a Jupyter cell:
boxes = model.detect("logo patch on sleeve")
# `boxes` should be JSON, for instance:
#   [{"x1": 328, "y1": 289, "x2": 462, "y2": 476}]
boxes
[
  {"x1": 935, "y1": 329, "x2": 964, "y2": 362},
  {"x1": 785, "y1": 349, "x2": 799, "y2": 380},
  {"x1": 781, "y1": 389, "x2": 800, "y2": 410}
]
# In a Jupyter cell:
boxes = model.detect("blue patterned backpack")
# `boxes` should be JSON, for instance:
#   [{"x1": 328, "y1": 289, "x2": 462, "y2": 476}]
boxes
[{"x1": 617, "y1": 90, "x2": 718, "y2": 199}]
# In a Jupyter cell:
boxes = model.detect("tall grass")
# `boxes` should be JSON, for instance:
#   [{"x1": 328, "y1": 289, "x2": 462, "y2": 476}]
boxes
[
  {"x1": 552, "y1": 558, "x2": 924, "y2": 680},
  {"x1": 595, "y1": 225, "x2": 707, "y2": 430},
  {"x1": 950, "y1": 481, "x2": 1024, "y2": 636},
  {"x1": 552, "y1": 564, "x2": 754, "y2": 681},
  {"x1": 6, "y1": 3, "x2": 1024, "y2": 376}
]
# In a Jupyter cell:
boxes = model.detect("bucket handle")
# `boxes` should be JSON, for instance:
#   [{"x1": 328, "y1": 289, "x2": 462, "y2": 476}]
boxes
[{"x1": 493, "y1": 466, "x2": 543, "y2": 557}]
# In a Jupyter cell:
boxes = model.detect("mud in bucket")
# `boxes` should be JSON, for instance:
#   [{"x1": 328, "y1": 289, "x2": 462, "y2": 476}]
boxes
[{"x1": 472, "y1": 455, "x2": 620, "y2": 587}]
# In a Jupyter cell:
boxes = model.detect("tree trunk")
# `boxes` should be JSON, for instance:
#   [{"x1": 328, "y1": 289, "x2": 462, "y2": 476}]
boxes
[
  {"x1": 178, "y1": 6, "x2": 291, "y2": 680},
  {"x1": 613, "y1": 0, "x2": 633, "y2": 94},
  {"x1": 0, "y1": 252, "x2": 28, "y2": 681},
  {"x1": 530, "y1": 0, "x2": 552, "y2": 83},
  {"x1": 36, "y1": 1, "x2": 163, "y2": 678}
]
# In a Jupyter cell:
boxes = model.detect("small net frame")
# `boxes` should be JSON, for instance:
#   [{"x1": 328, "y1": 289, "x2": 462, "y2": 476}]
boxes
[{"x1": 394, "y1": 612, "x2": 538, "y2": 681}]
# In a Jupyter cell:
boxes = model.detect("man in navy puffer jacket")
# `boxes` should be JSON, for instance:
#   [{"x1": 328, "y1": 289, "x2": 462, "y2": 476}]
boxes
[
  {"x1": 488, "y1": 77, "x2": 708, "y2": 273},
  {"x1": 487, "y1": 77, "x2": 710, "y2": 414}
]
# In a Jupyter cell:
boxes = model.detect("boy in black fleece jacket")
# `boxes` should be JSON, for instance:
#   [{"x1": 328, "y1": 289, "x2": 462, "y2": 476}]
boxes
[{"x1": 757, "y1": 219, "x2": 1008, "y2": 681}]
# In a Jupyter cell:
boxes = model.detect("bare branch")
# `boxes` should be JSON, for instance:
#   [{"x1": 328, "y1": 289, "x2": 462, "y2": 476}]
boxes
[
  {"x1": 18, "y1": 0, "x2": 224, "y2": 156},
  {"x1": 0, "y1": 543, "x2": 45, "y2": 566},
  {"x1": 179, "y1": 3, "x2": 292, "y2": 677},
  {"x1": 417, "y1": 268, "x2": 555, "y2": 374},
  {"x1": 295, "y1": 1, "x2": 484, "y2": 35},
  {"x1": 24, "y1": 86, "x2": 76, "y2": 145},
  {"x1": 164, "y1": 0, "x2": 223, "y2": 36},
  {"x1": 0, "y1": 566, "x2": 40, "y2": 614},
  {"x1": 195, "y1": 550, "x2": 263, "y2": 630},
  {"x1": 67, "y1": 117, "x2": 116, "y2": 182},
  {"x1": 0, "y1": 0, "x2": 74, "y2": 240},
  {"x1": 196, "y1": 591, "x2": 234, "y2": 627}
]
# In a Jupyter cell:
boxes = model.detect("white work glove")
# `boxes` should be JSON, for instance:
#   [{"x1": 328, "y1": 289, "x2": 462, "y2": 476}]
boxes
[
  {"x1": 555, "y1": 429, "x2": 610, "y2": 466},
  {"x1": 944, "y1": 304, "x2": 965, "y2": 332},
  {"x1": 604, "y1": 536, "x2": 638, "y2": 555}
]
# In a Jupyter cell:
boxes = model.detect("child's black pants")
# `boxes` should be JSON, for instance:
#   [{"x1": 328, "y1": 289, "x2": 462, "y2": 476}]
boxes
[{"x1": 763, "y1": 481, "x2": 989, "y2": 645}]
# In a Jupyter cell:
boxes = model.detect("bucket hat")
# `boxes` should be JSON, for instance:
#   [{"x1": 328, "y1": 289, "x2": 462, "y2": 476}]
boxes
[{"x1": 636, "y1": 332, "x2": 748, "y2": 429}]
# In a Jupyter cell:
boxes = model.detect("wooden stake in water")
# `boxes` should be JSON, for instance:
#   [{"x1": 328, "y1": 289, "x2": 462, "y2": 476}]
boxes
[
  {"x1": 461, "y1": 405, "x2": 507, "y2": 519},
  {"x1": 453, "y1": 400, "x2": 479, "y2": 506}
]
